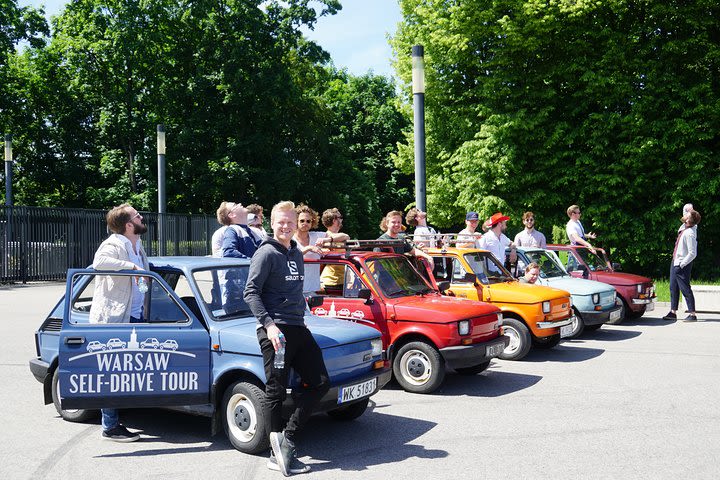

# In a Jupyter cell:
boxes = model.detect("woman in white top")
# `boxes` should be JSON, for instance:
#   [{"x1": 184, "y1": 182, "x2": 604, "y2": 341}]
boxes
[{"x1": 293, "y1": 204, "x2": 349, "y2": 294}]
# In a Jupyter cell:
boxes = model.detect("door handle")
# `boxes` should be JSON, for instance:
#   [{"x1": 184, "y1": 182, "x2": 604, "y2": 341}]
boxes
[{"x1": 64, "y1": 337, "x2": 86, "y2": 345}]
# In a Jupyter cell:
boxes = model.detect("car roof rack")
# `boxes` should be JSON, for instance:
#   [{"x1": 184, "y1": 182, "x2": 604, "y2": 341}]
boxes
[
  {"x1": 321, "y1": 239, "x2": 410, "y2": 258},
  {"x1": 407, "y1": 233, "x2": 482, "y2": 251}
]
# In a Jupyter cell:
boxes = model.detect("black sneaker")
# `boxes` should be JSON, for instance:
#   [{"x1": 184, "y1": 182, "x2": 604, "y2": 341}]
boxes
[
  {"x1": 269, "y1": 431, "x2": 291, "y2": 477},
  {"x1": 662, "y1": 312, "x2": 677, "y2": 320},
  {"x1": 683, "y1": 314, "x2": 697, "y2": 322},
  {"x1": 102, "y1": 425, "x2": 140, "y2": 442},
  {"x1": 267, "y1": 450, "x2": 311, "y2": 475}
]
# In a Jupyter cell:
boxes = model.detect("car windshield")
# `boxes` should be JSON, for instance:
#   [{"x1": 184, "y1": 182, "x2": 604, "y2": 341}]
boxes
[
  {"x1": 192, "y1": 266, "x2": 254, "y2": 321},
  {"x1": 365, "y1": 257, "x2": 434, "y2": 298},
  {"x1": 576, "y1": 248, "x2": 608, "y2": 272},
  {"x1": 463, "y1": 252, "x2": 514, "y2": 284},
  {"x1": 525, "y1": 250, "x2": 568, "y2": 278}
]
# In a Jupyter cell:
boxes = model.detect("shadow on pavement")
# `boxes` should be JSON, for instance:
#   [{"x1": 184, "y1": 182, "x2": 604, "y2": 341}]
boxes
[
  {"x1": 522, "y1": 344, "x2": 604, "y2": 363},
  {"x1": 437, "y1": 369, "x2": 542, "y2": 397},
  {"x1": 576, "y1": 327, "x2": 642, "y2": 341},
  {"x1": 617, "y1": 317, "x2": 675, "y2": 327}
]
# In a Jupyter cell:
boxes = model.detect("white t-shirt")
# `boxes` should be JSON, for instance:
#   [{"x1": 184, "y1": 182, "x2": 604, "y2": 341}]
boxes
[
  {"x1": 514, "y1": 229, "x2": 547, "y2": 248},
  {"x1": 294, "y1": 231, "x2": 328, "y2": 293},
  {"x1": 457, "y1": 227, "x2": 482, "y2": 248},
  {"x1": 566, "y1": 220, "x2": 585, "y2": 245},
  {"x1": 479, "y1": 230, "x2": 511, "y2": 268},
  {"x1": 414, "y1": 225, "x2": 438, "y2": 247},
  {"x1": 117, "y1": 234, "x2": 145, "y2": 318},
  {"x1": 211, "y1": 226, "x2": 229, "y2": 257},
  {"x1": 250, "y1": 225, "x2": 268, "y2": 240}
]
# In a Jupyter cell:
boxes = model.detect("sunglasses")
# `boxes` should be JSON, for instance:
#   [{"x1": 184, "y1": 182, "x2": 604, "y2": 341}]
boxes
[{"x1": 130, "y1": 212, "x2": 141, "y2": 220}]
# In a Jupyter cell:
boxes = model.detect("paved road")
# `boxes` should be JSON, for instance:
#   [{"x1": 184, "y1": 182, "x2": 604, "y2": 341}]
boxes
[{"x1": 3, "y1": 283, "x2": 719, "y2": 479}]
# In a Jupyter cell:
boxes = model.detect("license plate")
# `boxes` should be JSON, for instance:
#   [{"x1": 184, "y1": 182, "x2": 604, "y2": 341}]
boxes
[
  {"x1": 338, "y1": 378, "x2": 377, "y2": 404},
  {"x1": 645, "y1": 302, "x2": 654, "y2": 312},
  {"x1": 486, "y1": 343, "x2": 504, "y2": 358},
  {"x1": 610, "y1": 309, "x2": 621, "y2": 321},
  {"x1": 560, "y1": 324, "x2": 573, "y2": 338}
]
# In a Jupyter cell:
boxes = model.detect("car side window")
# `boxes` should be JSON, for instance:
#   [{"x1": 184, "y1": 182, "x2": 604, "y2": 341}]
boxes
[
  {"x1": 320, "y1": 263, "x2": 345, "y2": 296},
  {"x1": 432, "y1": 257, "x2": 453, "y2": 282},
  {"x1": 451, "y1": 258, "x2": 475, "y2": 284},
  {"x1": 69, "y1": 272, "x2": 190, "y2": 325},
  {"x1": 343, "y1": 267, "x2": 366, "y2": 299}
]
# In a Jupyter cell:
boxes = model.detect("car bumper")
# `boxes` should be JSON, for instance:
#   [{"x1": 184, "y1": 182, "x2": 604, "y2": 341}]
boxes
[
  {"x1": 536, "y1": 316, "x2": 574, "y2": 330},
  {"x1": 286, "y1": 365, "x2": 393, "y2": 414},
  {"x1": 439, "y1": 335, "x2": 510, "y2": 369},
  {"x1": 578, "y1": 305, "x2": 622, "y2": 326},
  {"x1": 632, "y1": 298, "x2": 655, "y2": 305},
  {"x1": 29, "y1": 358, "x2": 50, "y2": 384}
]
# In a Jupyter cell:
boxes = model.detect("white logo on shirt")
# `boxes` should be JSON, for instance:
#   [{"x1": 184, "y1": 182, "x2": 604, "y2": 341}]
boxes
[{"x1": 288, "y1": 261, "x2": 299, "y2": 275}]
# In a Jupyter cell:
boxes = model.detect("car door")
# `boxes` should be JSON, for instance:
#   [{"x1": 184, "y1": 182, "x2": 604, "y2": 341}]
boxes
[
  {"x1": 57, "y1": 268, "x2": 211, "y2": 410},
  {"x1": 433, "y1": 256, "x2": 479, "y2": 300}
]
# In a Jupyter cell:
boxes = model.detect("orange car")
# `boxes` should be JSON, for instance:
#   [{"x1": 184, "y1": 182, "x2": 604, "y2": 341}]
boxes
[{"x1": 425, "y1": 246, "x2": 574, "y2": 360}]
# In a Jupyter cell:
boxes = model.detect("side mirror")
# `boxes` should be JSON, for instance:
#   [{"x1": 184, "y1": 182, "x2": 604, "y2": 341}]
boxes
[
  {"x1": 612, "y1": 262, "x2": 622, "y2": 271},
  {"x1": 307, "y1": 295, "x2": 324, "y2": 309},
  {"x1": 463, "y1": 272, "x2": 477, "y2": 284},
  {"x1": 569, "y1": 271, "x2": 583, "y2": 279},
  {"x1": 357, "y1": 288, "x2": 373, "y2": 305},
  {"x1": 578, "y1": 264, "x2": 589, "y2": 278},
  {"x1": 437, "y1": 281, "x2": 451, "y2": 293}
]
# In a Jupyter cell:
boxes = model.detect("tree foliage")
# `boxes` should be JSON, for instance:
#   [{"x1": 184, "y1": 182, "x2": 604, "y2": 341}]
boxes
[{"x1": 392, "y1": 0, "x2": 720, "y2": 277}]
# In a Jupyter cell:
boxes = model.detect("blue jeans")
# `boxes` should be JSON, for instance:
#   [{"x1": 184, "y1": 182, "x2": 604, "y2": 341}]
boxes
[
  {"x1": 101, "y1": 408, "x2": 119, "y2": 431},
  {"x1": 670, "y1": 263, "x2": 695, "y2": 312}
]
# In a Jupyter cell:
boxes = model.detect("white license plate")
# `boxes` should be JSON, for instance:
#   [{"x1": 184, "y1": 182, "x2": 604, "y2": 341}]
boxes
[
  {"x1": 610, "y1": 309, "x2": 621, "y2": 321},
  {"x1": 486, "y1": 343, "x2": 504, "y2": 357},
  {"x1": 645, "y1": 302, "x2": 654, "y2": 312},
  {"x1": 560, "y1": 324, "x2": 573, "y2": 338},
  {"x1": 338, "y1": 378, "x2": 377, "y2": 404}
]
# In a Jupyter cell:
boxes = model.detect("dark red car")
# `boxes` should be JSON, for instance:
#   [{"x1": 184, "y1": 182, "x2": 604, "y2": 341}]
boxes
[
  {"x1": 304, "y1": 241, "x2": 508, "y2": 394},
  {"x1": 546, "y1": 245, "x2": 656, "y2": 322}
]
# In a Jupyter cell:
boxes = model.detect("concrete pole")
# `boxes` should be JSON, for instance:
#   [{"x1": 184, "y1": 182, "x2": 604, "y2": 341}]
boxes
[
  {"x1": 412, "y1": 45, "x2": 427, "y2": 212},
  {"x1": 157, "y1": 125, "x2": 166, "y2": 255}
]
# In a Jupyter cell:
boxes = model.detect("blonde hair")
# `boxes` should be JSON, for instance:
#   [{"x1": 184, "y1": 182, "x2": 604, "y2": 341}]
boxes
[
  {"x1": 567, "y1": 205, "x2": 580, "y2": 217},
  {"x1": 295, "y1": 203, "x2": 319, "y2": 229},
  {"x1": 380, "y1": 210, "x2": 404, "y2": 232},
  {"x1": 270, "y1": 200, "x2": 297, "y2": 224},
  {"x1": 216, "y1": 201, "x2": 235, "y2": 226}
]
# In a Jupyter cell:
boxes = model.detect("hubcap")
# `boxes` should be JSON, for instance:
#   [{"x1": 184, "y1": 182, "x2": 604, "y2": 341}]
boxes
[
  {"x1": 504, "y1": 326, "x2": 520, "y2": 354},
  {"x1": 400, "y1": 349, "x2": 432, "y2": 386},
  {"x1": 226, "y1": 393, "x2": 257, "y2": 443}
]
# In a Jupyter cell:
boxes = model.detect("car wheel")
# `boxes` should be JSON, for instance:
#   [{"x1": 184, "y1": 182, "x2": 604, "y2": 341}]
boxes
[
  {"x1": 607, "y1": 299, "x2": 627, "y2": 325},
  {"x1": 51, "y1": 369, "x2": 98, "y2": 423},
  {"x1": 221, "y1": 380, "x2": 269, "y2": 454},
  {"x1": 533, "y1": 334, "x2": 561, "y2": 349},
  {"x1": 455, "y1": 361, "x2": 491, "y2": 375},
  {"x1": 498, "y1": 318, "x2": 532, "y2": 361},
  {"x1": 393, "y1": 341, "x2": 445, "y2": 394},
  {"x1": 327, "y1": 398, "x2": 370, "y2": 421},
  {"x1": 567, "y1": 307, "x2": 585, "y2": 339},
  {"x1": 585, "y1": 323, "x2": 603, "y2": 331},
  {"x1": 626, "y1": 305, "x2": 646, "y2": 319}
]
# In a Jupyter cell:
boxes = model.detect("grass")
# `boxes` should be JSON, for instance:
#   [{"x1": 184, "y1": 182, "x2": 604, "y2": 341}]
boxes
[{"x1": 653, "y1": 279, "x2": 720, "y2": 302}]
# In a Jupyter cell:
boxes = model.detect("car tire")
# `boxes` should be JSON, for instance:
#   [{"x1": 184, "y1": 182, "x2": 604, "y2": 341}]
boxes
[
  {"x1": 51, "y1": 369, "x2": 98, "y2": 423},
  {"x1": 533, "y1": 334, "x2": 561, "y2": 349},
  {"x1": 585, "y1": 323, "x2": 603, "y2": 331},
  {"x1": 626, "y1": 305, "x2": 646, "y2": 319},
  {"x1": 568, "y1": 307, "x2": 585, "y2": 339},
  {"x1": 221, "y1": 380, "x2": 269, "y2": 454},
  {"x1": 607, "y1": 299, "x2": 627, "y2": 325},
  {"x1": 327, "y1": 398, "x2": 370, "y2": 421},
  {"x1": 455, "y1": 361, "x2": 491, "y2": 375},
  {"x1": 498, "y1": 318, "x2": 532, "y2": 361},
  {"x1": 393, "y1": 341, "x2": 445, "y2": 394}
]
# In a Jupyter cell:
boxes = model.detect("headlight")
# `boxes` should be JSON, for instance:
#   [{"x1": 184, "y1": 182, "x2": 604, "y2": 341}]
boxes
[
  {"x1": 592, "y1": 293, "x2": 600, "y2": 304},
  {"x1": 370, "y1": 338, "x2": 383, "y2": 357},
  {"x1": 613, "y1": 291, "x2": 617, "y2": 302},
  {"x1": 458, "y1": 320, "x2": 470, "y2": 336},
  {"x1": 542, "y1": 301, "x2": 551, "y2": 314},
  {"x1": 497, "y1": 312, "x2": 503, "y2": 326},
  {"x1": 636, "y1": 284, "x2": 643, "y2": 293}
]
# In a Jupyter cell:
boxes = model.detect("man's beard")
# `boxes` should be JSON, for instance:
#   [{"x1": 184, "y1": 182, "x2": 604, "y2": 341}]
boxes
[{"x1": 133, "y1": 222, "x2": 148, "y2": 235}]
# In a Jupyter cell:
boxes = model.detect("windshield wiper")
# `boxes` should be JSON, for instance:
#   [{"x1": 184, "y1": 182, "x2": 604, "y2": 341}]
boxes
[
  {"x1": 385, "y1": 288, "x2": 409, "y2": 297},
  {"x1": 215, "y1": 309, "x2": 253, "y2": 320}
]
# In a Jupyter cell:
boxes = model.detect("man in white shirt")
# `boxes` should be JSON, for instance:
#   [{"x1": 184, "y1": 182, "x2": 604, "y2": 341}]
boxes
[
  {"x1": 457, "y1": 212, "x2": 483, "y2": 248},
  {"x1": 211, "y1": 201, "x2": 235, "y2": 257},
  {"x1": 514, "y1": 211, "x2": 547, "y2": 248},
  {"x1": 479, "y1": 212, "x2": 517, "y2": 269},
  {"x1": 406, "y1": 208, "x2": 437, "y2": 247},
  {"x1": 565, "y1": 204, "x2": 596, "y2": 253},
  {"x1": 664, "y1": 209, "x2": 701, "y2": 322}
]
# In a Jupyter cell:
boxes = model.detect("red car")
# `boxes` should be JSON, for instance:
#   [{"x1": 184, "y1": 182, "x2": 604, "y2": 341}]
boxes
[
  {"x1": 546, "y1": 245, "x2": 656, "y2": 322},
  {"x1": 305, "y1": 241, "x2": 508, "y2": 394}
]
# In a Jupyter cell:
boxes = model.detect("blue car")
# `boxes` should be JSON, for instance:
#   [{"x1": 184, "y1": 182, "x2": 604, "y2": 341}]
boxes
[
  {"x1": 28, "y1": 256, "x2": 390, "y2": 454},
  {"x1": 512, "y1": 247, "x2": 622, "y2": 338}
]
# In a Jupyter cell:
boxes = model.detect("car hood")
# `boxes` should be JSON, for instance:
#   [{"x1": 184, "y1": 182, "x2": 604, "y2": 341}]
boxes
[
  {"x1": 215, "y1": 314, "x2": 380, "y2": 352},
  {"x1": 592, "y1": 271, "x2": 651, "y2": 286},
  {"x1": 542, "y1": 277, "x2": 614, "y2": 296},
  {"x1": 484, "y1": 282, "x2": 569, "y2": 304},
  {"x1": 392, "y1": 294, "x2": 499, "y2": 322}
]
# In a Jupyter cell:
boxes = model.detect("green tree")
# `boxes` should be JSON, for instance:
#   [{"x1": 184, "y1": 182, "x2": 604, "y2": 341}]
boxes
[{"x1": 392, "y1": 0, "x2": 720, "y2": 277}]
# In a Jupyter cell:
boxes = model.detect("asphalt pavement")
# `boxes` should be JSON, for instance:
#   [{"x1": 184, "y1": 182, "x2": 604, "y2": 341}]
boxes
[{"x1": 2, "y1": 283, "x2": 719, "y2": 480}]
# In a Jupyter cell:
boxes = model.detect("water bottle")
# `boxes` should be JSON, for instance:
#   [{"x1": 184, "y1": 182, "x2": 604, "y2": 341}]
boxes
[
  {"x1": 137, "y1": 276, "x2": 149, "y2": 294},
  {"x1": 273, "y1": 333, "x2": 286, "y2": 369}
]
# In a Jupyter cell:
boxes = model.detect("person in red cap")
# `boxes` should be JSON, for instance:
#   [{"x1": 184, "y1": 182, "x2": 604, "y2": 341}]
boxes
[{"x1": 479, "y1": 212, "x2": 517, "y2": 269}]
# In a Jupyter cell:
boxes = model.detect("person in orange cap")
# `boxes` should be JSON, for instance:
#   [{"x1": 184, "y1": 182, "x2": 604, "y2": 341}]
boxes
[{"x1": 479, "y1": 212, "x2": 517, "y2": 269}]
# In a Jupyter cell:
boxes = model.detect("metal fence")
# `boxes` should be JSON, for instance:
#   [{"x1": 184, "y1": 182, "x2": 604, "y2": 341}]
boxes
[{"x1": 1, "y1": 206, "x2": 218, "y2": 283}]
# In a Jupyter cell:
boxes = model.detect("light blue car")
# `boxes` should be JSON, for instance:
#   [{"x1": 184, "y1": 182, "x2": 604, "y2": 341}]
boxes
[{"x1": 512, "y1": 247, "x2": 622, "y2": 338}]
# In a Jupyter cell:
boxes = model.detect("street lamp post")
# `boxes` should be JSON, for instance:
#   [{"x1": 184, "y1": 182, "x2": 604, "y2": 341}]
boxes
[
  {"x1": 4, "y1": 134, "x2": 12, "y2": 206},
  {"x1": 412, "y1": 45, "x2": 427, "y2": 212},
  {"x1": 157, "y1": 125, "x2": 166, "y2": 256}
]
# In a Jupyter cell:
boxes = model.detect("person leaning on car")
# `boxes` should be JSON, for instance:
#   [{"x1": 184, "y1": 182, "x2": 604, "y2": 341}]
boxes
[
  {"x1": 243, "y1": 200, "x2": 329, "y2": 476},
  {"x1": 565, "y1": 204, "x2": 597, "y2": 253},
  {"x1": 89, "y1": 203, "x2": 148, "y2": 443}
]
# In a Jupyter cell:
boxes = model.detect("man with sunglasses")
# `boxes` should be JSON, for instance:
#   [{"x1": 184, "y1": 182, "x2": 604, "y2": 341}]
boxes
[
  {"x1": 89, "y1": 203, "x2": 149, "y2": 442},
  {"x1": 514, "y1": 211, "x2": 547, "y2": 248},
  {"x1": 566, "y1": 204, "x2": 597, "y2": 253}
]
